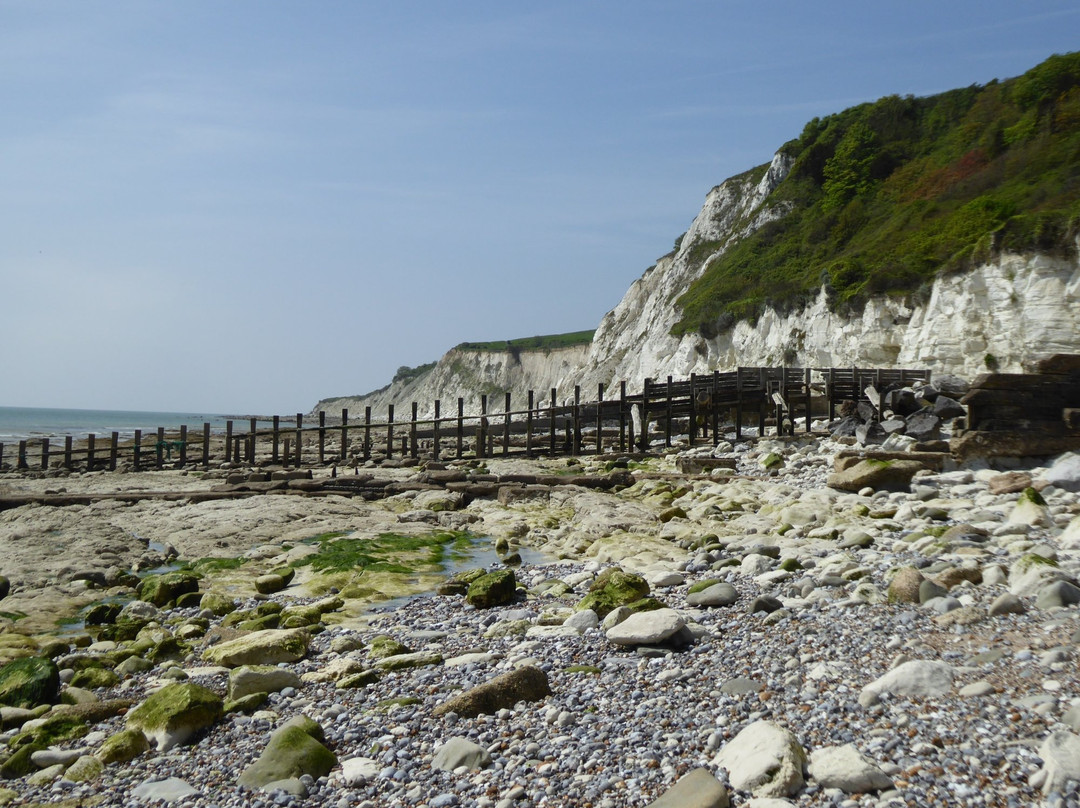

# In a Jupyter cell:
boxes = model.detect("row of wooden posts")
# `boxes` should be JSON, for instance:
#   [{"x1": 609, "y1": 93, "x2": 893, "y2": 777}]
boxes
[{"x1": 0, "y1": 366, "x2": 933, "y2": 473}]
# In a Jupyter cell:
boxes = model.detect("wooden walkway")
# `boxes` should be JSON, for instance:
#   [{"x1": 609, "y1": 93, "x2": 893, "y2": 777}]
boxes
[{"x1": 0, "y1": 366, "x2": 931, "y2": 473}]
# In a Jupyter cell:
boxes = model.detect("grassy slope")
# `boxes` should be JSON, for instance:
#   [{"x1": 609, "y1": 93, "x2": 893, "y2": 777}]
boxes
[{"x1": 673, "y1": 52, "x2": 1080, "y2": 337}]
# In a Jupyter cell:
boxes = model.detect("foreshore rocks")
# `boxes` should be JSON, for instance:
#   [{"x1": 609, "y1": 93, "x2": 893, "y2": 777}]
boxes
[{"x1": 4, "y1": 431, "x2": 1080, "y2": 804}]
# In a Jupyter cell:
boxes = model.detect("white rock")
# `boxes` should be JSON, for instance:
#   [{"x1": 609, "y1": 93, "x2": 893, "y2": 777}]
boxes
[
  {"x1": 1035, "y1": 730, "x2": 1080, "y2": 795},
  {"x1": 131, "y1": 777, "x2": 200, "y2": 802},
  {"x1": 563, "y1": 609, "x2": 600, "y2": 631},
  {"x1": 808, "y1": 744, "x2": 892, "y2": 792},
  {"x1": 605, "y1": 608, "x2": 686, "y2": 646},
  {"x1": 432, "y1": 737, "x2": 492, "y2": 772},
  {"x1": 712, "y1": 720, "x2": 806, "y2": 797},
  {"x1": 859, "y1": 660, "x2": 954, "y2": 707},
  {"x1": 341, "y1": 757, "x2": 380, "y2": 786}
]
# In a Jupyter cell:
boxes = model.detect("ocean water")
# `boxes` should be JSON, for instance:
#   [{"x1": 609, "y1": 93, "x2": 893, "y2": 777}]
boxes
[{"x1": 0, "y1": 406, "x2": 267, "y2": 442}]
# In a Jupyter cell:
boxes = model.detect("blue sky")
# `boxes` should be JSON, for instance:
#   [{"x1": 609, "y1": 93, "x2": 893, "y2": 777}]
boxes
[{"x1": 2, "y1": 1, "x2": 1077, "y2": 414}]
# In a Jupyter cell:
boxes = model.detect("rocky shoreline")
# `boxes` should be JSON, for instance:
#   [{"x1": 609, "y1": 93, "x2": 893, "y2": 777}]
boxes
[{"x1": 3, "y1": 421, "x2": 1080, "y2": 806}]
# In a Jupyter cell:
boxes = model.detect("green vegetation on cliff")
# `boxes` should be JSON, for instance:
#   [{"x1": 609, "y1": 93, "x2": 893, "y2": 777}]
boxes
[
  {"x1": 673, "y1": 52, "x2": 1080, "y2": 337},
  {"x1": 455, "y1": 329, "x2": 595, "y2": 352}
]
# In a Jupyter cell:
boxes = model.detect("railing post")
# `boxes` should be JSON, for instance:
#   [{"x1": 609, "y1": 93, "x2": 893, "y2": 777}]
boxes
[
  {"x1": 318, "y1": 411, "x2": 326, "y2": 464},
  {"x1": 619, "y1": 381, "x2": 627, "y2": 453},
  {"x1": 295, "y1": 413, "x2": 303, "y2": 467},
  {"x1": 40, "y1": 437, "x2": 49, "y2": 470},
  {"x1": 665, "y1": 376, "x2": 673, "y2": 448},
  {"x1": 340, "y1": 408, "x2": 349, "y2": 463},
  {"x1": 17, "y1": 440, "x2": 28, "y2": 470},
  {"x1": 249, "y1": 418, "x2": 257, "y2": 464},
  {"x1": 202, "y1": 422, "x2": 211, "y2": 467},
  {"x1": 110, "y1": 432, "x2": 119, "y2": 470},
  {"x1": 712, "y1": 370, "x2": 720, "y2": 445},
  {"x1": 156, "y1": 427, "x2": 165, "y2": 469},
  {"x1": 573, "y1": 385, "x2": 581, "y2": 455},
  {"x1": 456, "y1": 398, "x2": 464, "y2": 460},
  {"x1": 133, "y1": 429, "x2": 142, "y2": 471},
  {"x1": 549, "y1": 388, "x2": 557, "y2": 456},
  {"x1": 225, "y1": 420, "x2": 233, "y2": 464},
  {"x1": 86, "y1": 434, "x2": 95, "y2": 471},
  {"x1": 64, "y1": 435, "x2": 73, "y2": 470},
  {"x1": 640, "y1": 378, "x2": 651, "y2": 452},
  {"x1": 689, "y1": 373, "x2": 698, "y2": 444},
  {"x1": 180, "y1": 425, "x2": 188, "y2": 466},
  {"x1": 526, "y1": 390, "x2": 534, "y2": 457},
  {"x1": 596, "y1": 383, "x2": 604, "y2": 454},
  {"x1": 364, "y1": 407, "x2": 372, "y2": 461},
  {"x1": 411, "y1": 402, "x2": 419, "y2": 458},
  {"x1": 385, "y1": 405, "x2": 394, "y2": 459},
  {"x1": 503, "y1": 392, "x2": 511, "y2": 456},
  {"x1": 433, "y1": 400, "x2": 441, "y2": 461},
  {"x1": 477, "y1": 395, "x2": 487, "y2": 459}
]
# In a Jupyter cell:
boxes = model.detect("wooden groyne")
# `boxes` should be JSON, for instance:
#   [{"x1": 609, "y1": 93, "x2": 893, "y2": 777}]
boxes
[{"x1": 0, "y1": 366, "x2": 931, "y2": 473}]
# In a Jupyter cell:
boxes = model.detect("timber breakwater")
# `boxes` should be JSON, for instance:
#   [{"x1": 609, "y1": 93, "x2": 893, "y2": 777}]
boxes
[{"x1": 4, "y1": 364, "x2": 1080, "y2": 806}]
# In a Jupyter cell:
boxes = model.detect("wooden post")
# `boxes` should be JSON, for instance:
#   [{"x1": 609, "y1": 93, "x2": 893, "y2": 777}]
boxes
[
  {"x1": 295, "y1": 413, "x2": 303, "y2": 467},
  {"x1": 202, "y1": 422, "x2": 211, "y2": 467},
  {"x1": 17, "y1": 440, "x2": 28, "y2": 470},
  {"x1": 503, "y1": 392, "x2": 511, "y2": 456},
  {"x1": 573, "y1": 385, "x2": 581, "y2": 455},
  {"x1": 156, "y1": 427, "x2": 165, "y2": 469},
  {"x1": 272, "y1": 415, "x2": 280, "y2": 464},
  {"x1": 40, "y1": 437, "x2": 50, "y2": 470},
  {"x1": 456, "y1": 398, "x2": 464, "y2": 460},
  {"x1": 364, "y1": 407, "x2": 372, "y2": 461},
  {"x1": 596, "y1": 383, "x2": 604, "y2": 454},
  {"x1": 433, "y1": 400, "x2": 441, "y2": 461},
  {"x1": 86, "y1": 434, "x2": 95, "y2": 471},
  {"x1": 283, "y1": 438, "x2": 290, "y2": 467},
  {"x1": 249, "y1": 418, "x2": 257, "y2": 464},
  {"x1": 64, "y1": 436, "x2": 73, "y2": 470},
  {"x1": 549, "y1": 388, "x2": 557, "y2": 456},
  {"x1": 688, "y1": 373, "x2": 698, "y2": 444},
  {"x1": 477, "y1": 395, "x2": 487, "y2": 459},
  {"x1": 526, "y1": 390, "x2": 534, "y2": 457},
  {"x1": 804, "y1": 368, "x2": 812, "y2": 433},
  {"x1": 665, "y1": 375, "x2": 673, "y2": 448},
  {"x1": 735, "y1": 368, "x2": 744, "y2": 440},
  {"x1": 0, "y1": 443, "x2": 3, "y2": 470},
  {"x1": 340, "y1": 408, "x2": 349, "y2": 463},
  {"x1": 109, "y1": 432, "x2": 119, "y2": 470},
  {"x1": 225, "y1": 420, "x2": 233, "y2": 464},
  {"x1": 385, "y1": 405, "x2": 394, "y2": 459},
  {"x1": 619, "y1": 381, "x2": 627, "y2": 453},
  {"x1": 758, "y1": 368, "x2": 767, "y2": 435},
  {"x1": 410, "y1": 403, "x2": 418, "y2": 458},
  {"x1": 318, "y1": 411, "x2": 326, "y2": 464},
  {"x1": 640, "y1": 378, "x2": 651, "y2": 452},
  {"x1": 180, "y1": 425, "x2": 188, "y2": 465},
  {"x1": 712, "y1": 370, "x2": 720, "y2": 445},
  {"x1": 133, "y1": 429, "x2": 142, "y2": 471}
]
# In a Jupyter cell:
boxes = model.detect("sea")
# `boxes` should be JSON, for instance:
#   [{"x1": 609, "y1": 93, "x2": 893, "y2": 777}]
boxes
[{"x1": 0, "y1": 406, "x2": 276, "y2": 442}]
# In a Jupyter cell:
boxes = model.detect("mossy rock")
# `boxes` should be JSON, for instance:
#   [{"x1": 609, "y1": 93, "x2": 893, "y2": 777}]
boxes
[
  {"x1": 626, "y1": 597, "x2": 668, "y2": 613},
  {"x1": 1020, "y1": 486, "x2": 1047, "y2": 506},
  {"x1": 779, "y1": 558, "x2": 803, "y2": 572},
  {"x1": 337, "y1": 670, "x2": 380, "y2": 690},
  {"x1": 70, "y1": 667, "x2": 120, "y2": 690},
  {"x1": 224, "y1": 692, "x2": 269, "y2": 714},
  {"x1": 175, "y1": 591, "x2": 204, "y2": 609},
  {"x1": 237, "y1": 614, "x2": 282, "y2": 632},
  {"x1": 255, "y1": 574, "x2": 289, "y2": 595},
  {"x1": 125, "y1": 682, "x2": 224, "y2": 752},
  {"x1": 368, "y1": 635, "x2": 411, "y2": 659},
  {"x1": 659, "y1": 506, "x2": 687, "y2": 523},
  {"x1": 438, "y1": 568, "x2": 488, "y2": 597},
  {"x1": 137, "y1": 572, "x2": 199, "y2": 607},
  {"x1": 0, "y1": 656, "x2": 60, "y2": 708},
  {"x1": 576, "y1": 569, "x2": 650, "y2": 618},
  {"x1": 760, "y1": 452, "x2": 785, "y2": 470},
  {"x1": 64, "y1": 754, "x2": 103, "y2": 783},
  {"x1": 95, "y1": 728, "x2": 150, "y2": 764},
  {"x1": 0, "y1": 742, "x2": 44, "y2": 778},
  {"x1": 688, "y1": 578, "x2": 722, "y2": 595},
  {"x1": 199, "y1": 591, "x2": 238, "y2": 617},
  {"x1": 565, "y1": 665, "x2": 602, "y2": 675},
  {"x1": 466, "y1": 569, "x2": 517, "y2": 609},
  {"x1": 237, "y1": 719, "x2": 336, "y2": 789},
  {"x1": 10, "y1": 715, "x2": 88, "y2": 752},
  {"x1": 83, "y1": 602, "x2": 123, "y2": 626},
  {"x1": 98, "y1": 618, "x2": 150, "y2": 643},
  {"x1": 202, "y1": 628, "x2": 311, "y2": 667}
]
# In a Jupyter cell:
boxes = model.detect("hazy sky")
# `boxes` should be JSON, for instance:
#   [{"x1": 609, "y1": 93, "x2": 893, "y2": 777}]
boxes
[{"x1": 2, "y1": 2, "x2": 1077, "y2": 414}]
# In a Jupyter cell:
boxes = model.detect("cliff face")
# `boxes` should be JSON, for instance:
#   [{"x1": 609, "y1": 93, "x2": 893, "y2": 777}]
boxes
[{"x1": 314, "y1": 150, "x2": 1079, "y2": 417}]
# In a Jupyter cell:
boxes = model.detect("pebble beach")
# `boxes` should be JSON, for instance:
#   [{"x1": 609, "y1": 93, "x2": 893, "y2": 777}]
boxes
[{"x1": 4, "y1": 424, "x2": 1080, "y2": 808}]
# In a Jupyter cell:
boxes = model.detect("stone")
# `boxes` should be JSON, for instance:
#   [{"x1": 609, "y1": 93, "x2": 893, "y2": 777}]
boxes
[
  {"x1": 1035, "y1": 730, "x2": 1080, "y2": 795},
  {"x1": 1008, "y1": 554, "x2": 1069, "y2": 597},
  {"x1": 1044, "y1": 454, "x2": 1080, "y2": 492},
  {"x1": 0, "y1": 576, "x2": 8, "y2": 601},
  {"x1": 563, "y1": 609, "x2": 599, "y2": 631},
  {"x1": 374, "y1": 651, "x2": 444, "y2": 671},
  {"x1": 238, "y1": 717, "x2": 336, "y2": 789},
  {"x1": 202, "y1": 629, "x2": 311, "y2": 667},
  {"x1": 605, "y1": 608, "x2": 686, "y2": 646},
  {"x1": 1037, "y1": 580, "x2": 1080, "y2": 610},
  {"x1": 131, "y1": 776, "x2": 201, "y2": 802},
  {"x1": 687, "y1": 582, "x2": 739, "y2": 608},
  {"x1": 859, "y1": 660, "x2": 954, "y2": 707},
  {"x1": 96, "y1": 728, "x2": 150, "y2": 764},
  {"x1": 988, "y1": 471, "x2": 1033, "y2": 495},
  {"x1": 887, "y1": 567, "x2": 923, "y2": 604},
  {"x1": 341, "y1": 756, "x2": 380, "y2": 785},
  {"x1": 368, "y1": 635, "x2": 411, "y2": 659},
  {"x1": 125, "y1": 682, "x2": 224, "y2": 752},
  {"x1": 808, "y1": 744, "x2": 893, "y2": 792},
  {"x1": 254, "y1": 574, "x2": 288, "y2": 595},
  {"x1": 919, "y1": 579, "x2": 949, "y2": 604},
  {"x1": 431, "y1": 737, "x2": 493, "y2": 772},
  {"x1": 63, "y1": 754, "x2": 103, "y2": 783},
  {"x1": 576, "y1": 568, "x2": 651, "y2": 618},
  {"x1": 137, "y1": 572, "x2": 199, "y2": 607},
  {"x1": 466, "y1": 569, "x2": 517, "y2": 608},
  {"x1": 433, "y1": 665, "x2": 551, "y2": 718},
  {"x1": 988, "y1": 593, "x2": 1026, "y2": 616},
  {"x1": 827, "y1": 459, "x2": 923, "y2": 493},
  {"x1": 229, "y1": 665, "x2": 302, "y2": 700},
  {"x1": 712, "y1": 720, "x2": 806, "y2": 797},
  {"x1": 855, "y1": 422, "x2": 887, "y2": 446},
  {"x1": 749, "y1": 595, "x2": 783, "y2": 615},
  {"x1": 645, "y1": 767, "x2": 729, "y2": 808},
  {"x1": 0, "y1": 656, "x2": 60, "y2": 708},
  {"x1": 933, "y1": 395, "x2": 966, "y2": 420},
  {"x1": 1008, "y1": 487, "x2": 1051, "y2": 527}
]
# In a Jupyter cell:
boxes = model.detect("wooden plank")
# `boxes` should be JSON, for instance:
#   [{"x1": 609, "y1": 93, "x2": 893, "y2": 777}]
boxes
[
  {"x1": 202, "y1": 423, "x2": 210, "y2": 468},
  {"x1": 340, "y1": 408, "x2": 349, "y2": 463}
]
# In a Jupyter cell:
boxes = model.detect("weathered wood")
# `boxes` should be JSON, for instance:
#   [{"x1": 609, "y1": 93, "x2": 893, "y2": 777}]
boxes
[
  {"x1": 86, "y1": 434, "x2": 95, "y2": 471},
  {"x1": 225, "y1": 420, "x2": 233, "y2": 464},
  {"x1": 549, "y1": 388, "x2": 557, "y2": 456},
  {"x1": 433, "y1": 400, "x2": 441, "y2": 460},
  {"x1": 526, "y1": 390, "x2": 534, "y2": 457},
  {"x1": 364, "y1": 407, "x2": 372, "y2": 461},
  {"x1": 573, "y1": 385, "x2": 581, "y2": 455},
  {"x1": 386, "y1": 405, "x2": 394, "y2": 459},
  {"x1": 478, "y1": 395, "x2": 487, "y2": 459},
  {"x1": 40, "y1": 437, "x2": 49, "y2": 470},
  {"x1": 64, "y1": 435, "x2": 73, "y2": 470},
  {"x1": 202, "y1": 422, "x2": 211, "y2": 467},
  {"x1": 411, "y1": 402, "x2": 419, "y2": 458},
  {"x1": 110, "y1": 432, "x2": 119, "y2": 471},
  {"x1": 456, "y1": 398, "x2": 464, "y2": 459},
  {"x1": 272, "y1": 415, "x2": 280, "y2": 464},
  {"x1": 504, "y1": 392, "x2": 511, "y2": 456},
  {"x1": 596, "y1": 383, "x2": 604, "y2": 454},
  {"x1": 295, "y1": 413, "x2": 303, "y2": 466},
  {"x1": 180, "y1": 425, "x2": 188, "y2": 466},
  {"x1": 318, "y1": 410, "x2": 326, "y2": 464},
  {"x1": 340, "y1": 408, "x2": 349, "y2": 462}
]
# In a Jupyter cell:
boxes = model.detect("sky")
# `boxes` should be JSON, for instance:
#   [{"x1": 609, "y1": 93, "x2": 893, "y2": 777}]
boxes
[{"x1": 2, "y1": 1, "x2": 1078, "y2": 415}]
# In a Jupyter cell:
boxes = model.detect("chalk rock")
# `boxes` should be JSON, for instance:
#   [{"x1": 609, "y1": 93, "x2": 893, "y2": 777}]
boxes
[
  {"x1": 131, "y1": 777, "x2": 201, "y2": 803},
  {"x1": 687, "y1": 582, "x2": 739, "y2": 608},
  {"x1": 712, "y1": 720, "x2": 806, "y2": 797},
  {"x1": 341, "y1": 757, "x2": 380, "y2": 786},
  {"x1": 645, "y1": 767, "x2": 729, "y2": 807},
  {"x1": 1043, "y1": 453, "x2": 1080, "y2": 492},
  {"x1": 605, "y1": 608, "x2": 686, "y2": 646},
  {"x1": 827, "y1": 459, "x2": 923, "y2": 493},
  {"x1": 1035, "y1": 730, "x2": 1080, "y2": 795},
  {"x1": 125, "y1": 682, "x2": 223, "y2": 752},
  {"x1": 808, "y1": 744, "x2": 893, "y2": 792},
  {"x1": 237, "y1": 716, "x2": 336, "y2": 789},
  {"x1": 859, "y1": 660, "x2": 954, "y2": 707},
  {"x1": 431, "y1": 737, "x2": 493, "y2": 772},
  {"x1": 228, "y1": 665, "x2": 302, "y2": 700},
  {"x1": 202, "y1": 629, "x2": 311, "y2": 667}
]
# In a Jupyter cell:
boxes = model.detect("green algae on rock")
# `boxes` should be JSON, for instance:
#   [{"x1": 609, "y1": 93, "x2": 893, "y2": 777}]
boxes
[
  {"x1": 203, "y1": 628, "x2": 311, "y2": 667},
  {"x1": 125, "y1": 682, "x2": 224, "y2": 752},
  {"x1": 237, "y1": 716, "x2": 336, "y2": 789},
  {"x1": 576, "y1": 569, "x2": 650, "y2": 618},
  {"x1": 466, "y1": 569, "x2": 517, "y2": 608},
  {"x1": 0, "y1": 656, "x2": 60, "y2": 708}
]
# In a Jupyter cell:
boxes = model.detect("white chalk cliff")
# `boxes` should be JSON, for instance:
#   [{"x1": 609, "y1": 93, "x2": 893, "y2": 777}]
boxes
[{"x1": 315, "y1": 150, "x2": 1080, "y2": 417}]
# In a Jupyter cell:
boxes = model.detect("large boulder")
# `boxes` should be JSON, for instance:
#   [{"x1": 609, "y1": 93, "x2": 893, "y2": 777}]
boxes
[
  {"x1": 827, "y1": 459, "x2": 924, "y2": 492},
  {"x1": 858, "y1": 660, "x2": 954, "y2": 707},
  {"x1": 0, "y1": 657, "x2": 60, "y2": 708},
  {"x1": 686, "y1": 581, "x2": 739, "y2": 608},
  {"x1": 433, "y1": 665, "x2": 551, "y2": 718},
  {"x1": 712, "y1": 720, "x2": 806, "y2": 797},
  {"x1": 1044, "y1": 454, "x2": 1080, "y2": 492},
  {"x1": 576, "y1": 569, "x2": 650, "y2": 618},
  {"x1": 125, "y1": 682, "x2": 223, "y2": 752},
  {"x1": 605, "y1": 608, "x2": 688, "y2": 647},
  {"x1": 887, "y1": 567, "x2": 924, "y2": 604},
  {"x1": 238, "y1": 717, "x2": 336, "y2": 790},
  {"x1": 465, "y1": 569, "x2": 517, "y2": 608},
  {"x1": 1035, "y1": 730, "x2": 1080, "y2": 795},
  {"x1": 229, "y1": 666, "x2": 303, "y2": 701},
  {"x1": 95, "y1": 728, "x2": 150, "y2": 764},
  {"x1": 202, "y1": 629, "x2": 311, "y2": 667},
  {"x1": 431, "y1": 737, "x2": 492, "y2": 772},
  {"x1": 138, "y1": 572, "x2": 199, "y2": 607}
]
